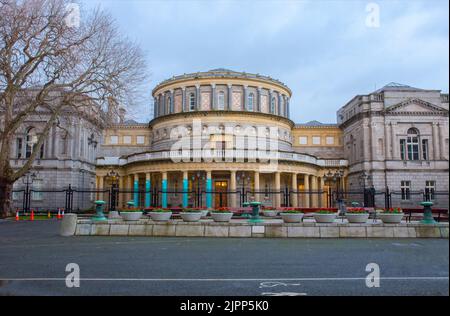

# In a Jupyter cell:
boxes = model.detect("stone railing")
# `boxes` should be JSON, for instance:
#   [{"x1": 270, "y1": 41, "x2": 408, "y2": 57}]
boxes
[{"x1": 97, "y1": 150, "x2": 348, "y2": 167}]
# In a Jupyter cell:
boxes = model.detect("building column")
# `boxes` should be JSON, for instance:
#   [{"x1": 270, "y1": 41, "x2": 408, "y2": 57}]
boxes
[
  {"x1": 303, "y1": 174, "x2": 310, "y2": 208},
  {"x1": 230, "y1": 171, "x2": 237, "y2": 207},
  {"x1": 211, "y1": 83, "x2": 216, "y2": 110},
  {"x1": 169, "y1": 89, "x2": 174, "y2": 113},
  {"x1": 385, "y1": 123, "x2": 391, "y2": 159},
  {"x1": 181, "y1": 87, "x2": 186, "y2": 112},
  {"x1": 439, "y1": 123, "x2": 445, "y2": 160},
  {"x1": 432, "y1": 122, "x2": 440, "y2": 160},
  {"x1": 161, "y1": 172, "x2": 168, "y2": 208},
  {"x1": 206, "y1": 171, "x2": 212, "y2": 209},
  {"x1": 311, "y1": 176, "x2": 319, "y2": 208},
  {"x1": 243, "y1": 85, "x2": 248, "y2": 111},
  {"x1": 287, "y1": 97, "x2": 290, "y2": 119},
  {"x1": 254, "y1": 171, "x2": 260, "y2": 202},
  {"x1": 257, "y1": 87, "x2": 262, "y2": 112},
  {"x1": 182, "y1": 171, "x2": 189, "y2": 208},
  {"x1": 319, "y1": 177, "x2": 326, "y2": 208},
  {"x1": 268, "y1": 90, "x2": 273, "y2": 114},
  {"x1": 274, "y1": 172, "x2": 281, "y2": 208},
  {"x1": 97, "y1": 176, "x2": 104, "y2": 201},
  {"x1": 195, "y1": 84, "x2": 200, "y2": 111},
  {"x1": 278, "y1": 93, "x2": 282, "y2": 116},
  {"x1": 291, "y1": 173, "x2": 298, "y2": 207},
  {"x1": 145, "y1": 173, "x2": 151, "y2": 208},
  {"x1": 227, "y1": 84, "x2": 232, "y2": 110},
  {"x1": 118, "y1": 176, "x2": 125, "y2": 208},
  {"x1": 133, "y1": 174, "x2": 139, "y2": 207}
]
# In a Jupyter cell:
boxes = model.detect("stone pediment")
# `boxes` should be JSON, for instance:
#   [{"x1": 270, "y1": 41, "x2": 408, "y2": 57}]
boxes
[{"x1": 385, "y1": 98, "x2": 448, "y2": 115}]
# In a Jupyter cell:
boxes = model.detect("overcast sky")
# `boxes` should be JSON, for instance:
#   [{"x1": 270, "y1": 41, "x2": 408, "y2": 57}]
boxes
[{"x1": 82, "y1": 0, "x2": 449, "y2": 123}]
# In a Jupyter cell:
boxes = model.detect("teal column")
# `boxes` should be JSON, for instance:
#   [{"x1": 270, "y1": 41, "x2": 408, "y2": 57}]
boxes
[
  {"x1": 182, "y1": 172, "x2": 189, "y2": 208},
  {"x1": 162, "y1": 172, "x2": 168, "y2": 208},
  {"x1": 145, "y1": 173, "x2": 151, "y2": 208},
  {"x1": 133, "y1": 174, "x2": 139, "y2": 207},
  {"x1": 206, "y1": 171, "x2": 212, "y2": 209}
]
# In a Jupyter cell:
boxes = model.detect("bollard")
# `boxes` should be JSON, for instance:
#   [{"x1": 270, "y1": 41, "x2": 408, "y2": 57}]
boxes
[
  {"x1": 15, "y1": 209, "x2": 19, "y2": 221},
  {"x1": 30, "y1": 209, "x2": 34, "y2": 221},
  {"x1": 60, "y1": 213, "x2": 77, "y2": 236}
]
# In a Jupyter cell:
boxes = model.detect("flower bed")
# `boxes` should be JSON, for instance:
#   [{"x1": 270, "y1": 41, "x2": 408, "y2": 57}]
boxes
[
  {"x1": 280, "y1": 210, "x2": 304, "y2": 223},
  {"x1": 148, "y1": 208, "x2": 172, "y2": 221},
  {"x1": 379, "y1": 208, "x2": 404, "y2": 224},
  {"x1": 119, "y1": 209, "x2": 143, "y2": 221},
  {"x1": 313, "y1": 210, "x2": 337, "y2": 223},
  {"x1": 211, "y1": 207, "x2": 233, "y2": 222},
  {"x1": 346, "y1": 208, "x2": 369, "y2": 223}
]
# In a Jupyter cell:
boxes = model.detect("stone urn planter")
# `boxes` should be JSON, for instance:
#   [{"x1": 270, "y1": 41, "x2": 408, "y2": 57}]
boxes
[
  {"x1": 313, "y1": 212, "x2": 337, "y2": 223},
  {"x1": 211, "y1": 211, "x2": 233, "y2": 222},
  {"x1": 346, "y1": 212, "x2": 370, "y2": 223},
  {"x1": 120, "y1": 211, "x2": 143, "y2": 221},
  {"x1": 108, "y1": 211, "x2": 121, "y2": 219},
  {"x1": 379, "y1": 211, "x2": 404, "y2": 224},
  {"x1": 149, "y1": 211, "x2": 172, "y2": 221},
  {"x1": 180, "y1": 211, "x2": 203, "y2": 222},
  {"x1": 200, "y1": 210, "x2": 209, "y2": 218},
  {"x1": 280, "y1": 212, "x2": 304, "y2": 223},
  {"x1": 262, "y1": 210, "x2": 278, "y2": 217}
]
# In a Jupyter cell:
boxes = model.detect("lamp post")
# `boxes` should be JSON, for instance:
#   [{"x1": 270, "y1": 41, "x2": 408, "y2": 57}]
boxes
[
  {"x1": 191, "y1": 172, "x2": 205, "y2": 207},
  {"x1": 22, "y1": 171, "x2": 37, "y2": 213},
  {"x1": 358, "y1": 171, "x2": 373, "y2": 207},
  {"x1": 237, "y1": 172, "x2": 252, "y2": 203},
  {"x1": 106, "y1": 169, "x2": 119, "y2": 212},
  {"x1": 324, "y1": 169, "x2": 344, "y2": 209}
]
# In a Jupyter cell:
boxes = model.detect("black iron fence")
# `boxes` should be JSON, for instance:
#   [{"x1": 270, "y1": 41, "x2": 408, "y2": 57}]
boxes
[{"x1": 11, "y1": 185, "x2": 449, "y2": 213}]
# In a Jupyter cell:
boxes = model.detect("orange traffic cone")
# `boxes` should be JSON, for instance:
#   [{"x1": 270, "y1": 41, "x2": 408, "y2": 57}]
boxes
[
  {"x1": 61, "y1": 209, "x2": 65, "y2": 218},
  {"x1": 30, "y1": 209, "x2": 34, "y2": 221},
  {"x1": 15, "y1": 209, "x2": 19, "y2": 221}
]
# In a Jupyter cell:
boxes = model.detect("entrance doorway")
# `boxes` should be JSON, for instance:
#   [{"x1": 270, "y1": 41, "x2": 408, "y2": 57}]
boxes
[{"x1": 214, "y1": 181, "x2": 228, "y2": 208}]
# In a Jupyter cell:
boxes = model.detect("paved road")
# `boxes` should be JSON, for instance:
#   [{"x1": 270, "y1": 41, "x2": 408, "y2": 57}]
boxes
[{"x1": 0, "y1": 220, "x2": 448, "y2": 296}]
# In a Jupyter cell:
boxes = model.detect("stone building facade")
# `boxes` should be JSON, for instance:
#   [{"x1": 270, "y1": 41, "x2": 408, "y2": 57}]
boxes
[{"x1": 337, "y1": 83, "x2": 449, "y2": 208}]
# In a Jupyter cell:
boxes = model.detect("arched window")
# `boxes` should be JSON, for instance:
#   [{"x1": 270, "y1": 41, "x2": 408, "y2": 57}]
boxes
[
  {"x1": 248, "y1": 93, "x2": 254, "y2": 111},
  {"x1": 189, "y1": 93, "x2": 195, "y2": 111},
  {"x1": 270, "y1": 97, "x2": 276, "y2": 114},
  {"x1": 400, "y1": 128, "x2": 420, "y2": 161},
  {"x1": 217, "y1": 91, "x2": 225, "y2": 110}
]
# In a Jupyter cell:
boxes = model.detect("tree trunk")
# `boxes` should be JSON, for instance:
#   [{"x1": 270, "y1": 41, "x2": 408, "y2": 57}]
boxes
[{"x1": 0, "y1": 177, "x2": 14, "y2": 218}]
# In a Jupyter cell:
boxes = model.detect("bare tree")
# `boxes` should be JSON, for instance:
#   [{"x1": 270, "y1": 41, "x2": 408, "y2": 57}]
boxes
[{"x1": 0, "y1": 0, "x2": 148, "y2": 217}]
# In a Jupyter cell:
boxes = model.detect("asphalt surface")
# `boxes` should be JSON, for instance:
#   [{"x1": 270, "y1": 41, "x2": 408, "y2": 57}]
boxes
[{"x1": 0, "y1": 220, "x2": 448, "y2": 296}]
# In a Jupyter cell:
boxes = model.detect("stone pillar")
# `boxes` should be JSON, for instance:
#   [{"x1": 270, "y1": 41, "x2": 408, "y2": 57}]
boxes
[
  {"x1": 181, "y1": 87, "x2": 186, "y2": 112},
  {"x1": 303, "y1": 174, "x2": 310, "y2": 208},
  {"x1": 182, "y1": 171, "x2": 189, "y2": 208},
  {"x1": 230, "y1": 171, "x2": 237, "y2": 207},
  {"x1": 119, "y1": 176, "x2": 125, "y2": 208},
  {"x1": 243, "y1": 85, "x2": 248, "y2": 111},
  {"x1": 162, "y1": 93, "x2": 166, "y2": 116},
  {"x1": 145, "y1": 173, "x2": 151, "y2": 208},
  {"x1": 269, "y1": 90, "x2": 273, "y2": 114},
  {"x1": 169, "y1": 89, "x2": 174, "y2": 113},
  {"x1": 432, "y1": 122, "x2": 440, "y2": 159},
  {"x1": 133, "y1": 174, "x2": 139, "y2": 207},
  {"x1": 385, "y1": 123, "x2": 391, "y2": 160},
  {"x1": 278, "y1": 93, "x2": 282, "y2": 116},
  {"x1": 287, "y1": 97, "x2": 290, "y2": 119},
  {"x1": 257, "y1": 87, "x2": 262, "y2": 112},
  {"x1": 319, "y1": 177, "x2": 326, "y2": 208},
  {"x1": 206, "y1": 171, "x2": 212, "y2": 209},
  {"x1": 439, "y1": 123, "x2": 445, "y2": 160},
  {"x1": 274, "y1": 172, "x2": 281, "y2": 208},
  {"x1": 391, "y1": 123, "x2": 397, "y2": 159},
  {"x1": 211, "y1": 83, "x2": 216, "y2": 110},
  {"x1": 254, "y1": 171, "x2": 260, "y2": 202},
  {"x1": 227, "y1": 84, "x2": 232, "y2": 110},
  {"x1": 195, "y1": 85, "x2": 200, "y2": 111},
  {"x1": 161, "y1": 172, "x2": 168, "y2": 208},
  {"x1": 311, "y1": 176, "x2": 319, "y2": 208},
  {"x1": 291, "y1": 173, "x2": 298, "y2": 207}
]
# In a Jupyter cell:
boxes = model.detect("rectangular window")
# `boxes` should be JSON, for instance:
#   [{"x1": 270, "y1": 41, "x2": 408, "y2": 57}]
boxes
[
  {"x1": 31, "y1": 180, "x2": 43, "y2": 201},
  {"x1": 123, "y1": 136, "x2": 132, "y2": 144},
  {"x1": 401, "y1": 181, "x2": 411, "y2": 201},
  {"x1": 16, "y1": 138, "x2": 22, "y2": 159},
  {"x1": 407, "y1": 136, "x2": 419, "y2": 160},
  {"x1": 312, "y1": 136, "x2": 321, "y2": 145},
  {"x1": 136, "y1": 136, "x2": 145, "y2": 144},
  {"x1": 326, "y1": 136, "x2": 334, "y2": 145},
  {"x1": 110, "y1": 135, "x2": 118, "y2": 145},
  {"x1": 425, "y1": 181, "x2": 435, "y2": 201},
  {"x1": 422, "y1": 139, "x2": 429, "y2": 160},
  {"x1": 400, "y1": 139, "x2": 406, "y2": 160},
  {"x1": 299, "y1": 136, "x2": 308, "y2": 145}
]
